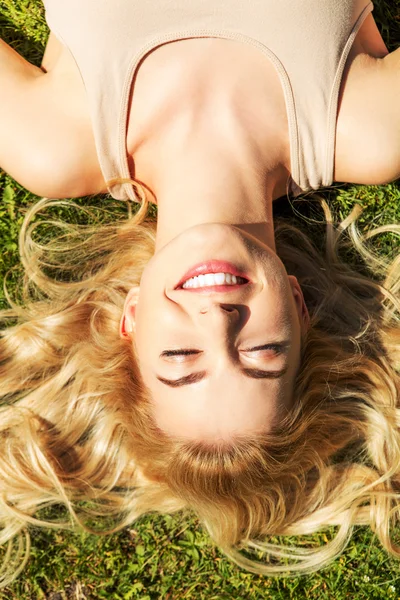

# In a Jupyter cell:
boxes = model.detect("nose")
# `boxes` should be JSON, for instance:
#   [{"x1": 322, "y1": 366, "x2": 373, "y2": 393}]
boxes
[
  {"x1": 199, "y1": 303, "x2": 237, "y2": 316},
  {"x1": 197, "y1": 303, "x2": 248, "y2": 330},
  {"x1": 194, "y1": 304, "x2": 249, "y2": 357}
]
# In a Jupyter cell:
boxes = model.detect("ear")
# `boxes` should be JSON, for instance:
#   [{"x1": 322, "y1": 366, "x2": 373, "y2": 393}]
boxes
[
  {"x1": 287, "y1": 275, "x2": 310, "y2": 335},
  {"x1": 120, "y1": 286, "x2": 140, "y2": 339}
]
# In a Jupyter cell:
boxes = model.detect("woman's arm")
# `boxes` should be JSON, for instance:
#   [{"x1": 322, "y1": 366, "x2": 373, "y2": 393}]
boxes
[
  {"x1": 0, "y1": 38, "x2": 57, "y2": 194},
  {"x1": 0, "y1": 37, "x2": 106, "y2": 198},
  {"x1": 378, "y1": 48, "x2": 400, "y2": 181},
  {"x1": 335, "y1": 49, "x2": 400, "y2": 186},
  {"x1": 0, "y1": 39, "x2": 46, "y2": 189}
]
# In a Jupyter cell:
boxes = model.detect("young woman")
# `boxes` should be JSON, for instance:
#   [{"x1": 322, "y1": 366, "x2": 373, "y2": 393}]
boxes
[{"x1": 0, "y1": 0, "x2": 399, "y2": 584}]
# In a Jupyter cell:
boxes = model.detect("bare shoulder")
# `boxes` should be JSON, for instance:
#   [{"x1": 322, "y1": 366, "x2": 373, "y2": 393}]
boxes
[
  {"x1": 1, "y1": 34, "x2": 107, "y2": 199},
  {"x1": 334, "y1": 48, "x2": 400, "y2": 186}
]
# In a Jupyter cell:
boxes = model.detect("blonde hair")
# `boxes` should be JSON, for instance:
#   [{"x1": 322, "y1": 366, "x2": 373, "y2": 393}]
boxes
[{"x1": 0, "y1": 190, "x2": 399, "y2": 585}]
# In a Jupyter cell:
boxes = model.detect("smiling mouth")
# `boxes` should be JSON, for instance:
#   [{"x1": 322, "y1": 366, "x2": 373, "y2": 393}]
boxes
[
  {"x1": 181, "y1": 272, "x2": 248, "y2": 289},
  {"x1": 175, "y1": 260, "x2": 251, "y2": 290}
]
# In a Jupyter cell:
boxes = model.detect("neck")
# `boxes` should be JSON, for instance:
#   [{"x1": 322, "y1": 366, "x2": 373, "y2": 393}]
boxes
[{"x1": 132, "y1": 101, "x2": 290, "y2": 252}]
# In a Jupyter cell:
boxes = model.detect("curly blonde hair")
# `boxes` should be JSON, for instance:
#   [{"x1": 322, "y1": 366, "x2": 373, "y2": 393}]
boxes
[{"x1": 0, "y1": 190, "x2": 399, "y2": 586}]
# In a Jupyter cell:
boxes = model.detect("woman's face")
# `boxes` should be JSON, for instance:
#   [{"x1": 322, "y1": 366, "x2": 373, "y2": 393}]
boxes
[{"x1": 123, "y1": 224, "x2": 309, "y2": 442}]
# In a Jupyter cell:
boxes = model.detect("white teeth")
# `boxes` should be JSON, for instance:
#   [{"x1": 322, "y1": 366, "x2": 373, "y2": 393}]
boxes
[{"x1": 181, "y1": 272, "x2": 246, "y2": 289}]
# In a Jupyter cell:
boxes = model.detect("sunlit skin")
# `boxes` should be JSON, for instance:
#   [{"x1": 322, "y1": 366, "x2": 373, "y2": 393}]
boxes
[
  {"x1": 123, "y1": 225, "x2": 309, "y2": 441},
  {"x1": 121, "y1": 60, "x2": 310, "y2": 441}
]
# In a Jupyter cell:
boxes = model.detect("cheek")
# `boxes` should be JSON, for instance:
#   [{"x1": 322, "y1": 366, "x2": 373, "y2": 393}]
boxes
[
  {"x1": 271, "y1": 287, "x2": 298, "y2": 329},
  {"x1": 133, "y1": 301, "x2": 146, "y2": 340},
  {"x1": 254, "y1": 294, "x2": 292, "y2": 331},
  {"x1": 133, "y1": 298, "x2": 156, "y2": 363}
]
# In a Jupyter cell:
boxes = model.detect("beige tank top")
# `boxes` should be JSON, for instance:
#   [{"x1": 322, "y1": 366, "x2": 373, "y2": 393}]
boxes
[{"x1": 43, "y1": 0, "x2": 373, "y2": 201}]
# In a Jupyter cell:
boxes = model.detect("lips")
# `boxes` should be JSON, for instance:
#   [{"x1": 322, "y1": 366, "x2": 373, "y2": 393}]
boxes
[{"x1": 175, "y1": 260, "x2": 250, "y2": 289}]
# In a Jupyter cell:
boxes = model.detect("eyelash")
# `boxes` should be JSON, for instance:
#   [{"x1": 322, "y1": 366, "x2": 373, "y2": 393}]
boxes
[
  {"x1": 244, "y1": 343, "x2": 285, "y2": 352},
  {"x1": 161, "y1": 349, "x2": 200, "y2": 357},
  {"x1": 161, "y1": 344, "x2": 285, "y2": 357}
]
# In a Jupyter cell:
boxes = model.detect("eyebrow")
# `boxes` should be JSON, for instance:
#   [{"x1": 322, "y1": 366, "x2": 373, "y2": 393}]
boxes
[{"x1": 156, "y1": 366, "x2": 288, "y2": 388}]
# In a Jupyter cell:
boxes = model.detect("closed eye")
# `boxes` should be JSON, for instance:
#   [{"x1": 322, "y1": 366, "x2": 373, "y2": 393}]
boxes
[
  {"x1": 240, "y1": 342, "x2": 289, "y2": 354},
  {"x1": 160, "y1": 343, "x2": 289, "y2": 359},
  {"x1": 160, "y1": 349, "x2": 201, "y2": 358}
]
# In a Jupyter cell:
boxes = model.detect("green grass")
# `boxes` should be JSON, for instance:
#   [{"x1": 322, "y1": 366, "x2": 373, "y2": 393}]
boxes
[
  {"x1": 0, "y1": 0, "x2": 399, "y2": 598},
  {"x1": 5, "y1": 518, "x2": 400, "y2": 600}
]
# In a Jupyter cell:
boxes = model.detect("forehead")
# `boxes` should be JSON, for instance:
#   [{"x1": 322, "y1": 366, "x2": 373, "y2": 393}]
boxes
[{"x1": 141, "y1": 355, "x2": 300, "y2": 440}]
